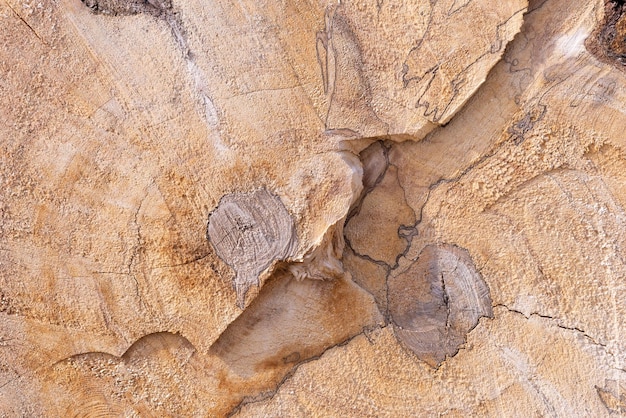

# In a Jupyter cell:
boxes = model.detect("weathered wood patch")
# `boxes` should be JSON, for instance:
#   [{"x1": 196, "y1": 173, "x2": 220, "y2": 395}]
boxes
[
  {"x1": 80, "y1": 0, "x2": 171, "y2": 17},
  {"x1": 388, "y1": 244, "x2": 493, "y2": 367},
  {"x1": 207, "y1": 189, "x2": 297, "y2": 307}
]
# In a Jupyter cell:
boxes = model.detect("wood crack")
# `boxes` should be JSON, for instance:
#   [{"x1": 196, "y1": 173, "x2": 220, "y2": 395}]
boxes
[
  {"x1": 494, "y1": 304, "x2": 609, "y2": 349},
  {"x1": 226, "y1": 324, "x2": 387, "y2": 417},
  {"x1": 4, "y1": 1, "x2": 48, "y2": 46}
]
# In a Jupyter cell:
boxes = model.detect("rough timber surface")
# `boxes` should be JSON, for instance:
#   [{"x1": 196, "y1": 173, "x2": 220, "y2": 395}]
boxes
[{"x1": 2, "y1": 0, "x2": 626, "y2": 416}]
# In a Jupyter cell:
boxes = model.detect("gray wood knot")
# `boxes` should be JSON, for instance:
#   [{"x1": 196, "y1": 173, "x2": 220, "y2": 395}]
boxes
[
  {"x1": 207, "y1": 189, "x2": 297, "y2": 308},
  {"x1": 388, "y1": 244, "x2": 493, "y2": 367},
  {"x1": 80, "y1": 0, "x2": 172, "y2": 17}
]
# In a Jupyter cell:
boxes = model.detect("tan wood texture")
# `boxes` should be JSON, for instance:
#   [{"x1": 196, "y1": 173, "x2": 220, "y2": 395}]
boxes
[{"x1": 2, "y1": 0, "x2": 626, "y2": 416}]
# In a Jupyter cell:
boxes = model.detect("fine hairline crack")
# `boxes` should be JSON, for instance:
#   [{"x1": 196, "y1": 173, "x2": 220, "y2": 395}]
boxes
[{"x1": 493, "y1": 303, "x2": 608, "y2": 349}]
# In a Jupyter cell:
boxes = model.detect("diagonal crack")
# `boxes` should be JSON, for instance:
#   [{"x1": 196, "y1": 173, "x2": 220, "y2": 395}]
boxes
[
  {"x1": 227, "y1": 324, "x2": 387, "y2": 417},
  {"x1": 4, "y1": 1, "x2": 48, "y2": 47}
]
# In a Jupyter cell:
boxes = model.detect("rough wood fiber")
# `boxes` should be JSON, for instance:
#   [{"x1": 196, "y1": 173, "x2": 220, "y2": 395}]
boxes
[
  {"x1": 241, "y1": 0, "x2": 626, "y2": 415},
  {"x1": 2, "y1": 0, "x2": 625, "y2": 416}
]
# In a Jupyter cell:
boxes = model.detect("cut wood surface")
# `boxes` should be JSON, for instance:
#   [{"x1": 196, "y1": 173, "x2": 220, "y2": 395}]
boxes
[{"x1": 1, "y1": 0, "x2": 626, "y2": 416}]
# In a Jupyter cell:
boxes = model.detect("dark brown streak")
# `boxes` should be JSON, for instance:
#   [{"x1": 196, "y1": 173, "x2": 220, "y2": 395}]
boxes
[
  {"x1": 4, "y1": 1, "x2": 48, "y2": 46},
  {"x1": 226, "y1": 324, "x2": 387, "y2": 417}
]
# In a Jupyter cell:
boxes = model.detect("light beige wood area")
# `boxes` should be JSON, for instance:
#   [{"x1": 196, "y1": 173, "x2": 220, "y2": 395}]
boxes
[{"x1": 2, "y1": 0, "x2": 626, "y2": 416}]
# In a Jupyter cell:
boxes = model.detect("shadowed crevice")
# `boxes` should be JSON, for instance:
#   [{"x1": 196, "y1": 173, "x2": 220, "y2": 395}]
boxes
[{"x1": 587, "y1": 0, "x2": 626, "y2": 68}]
